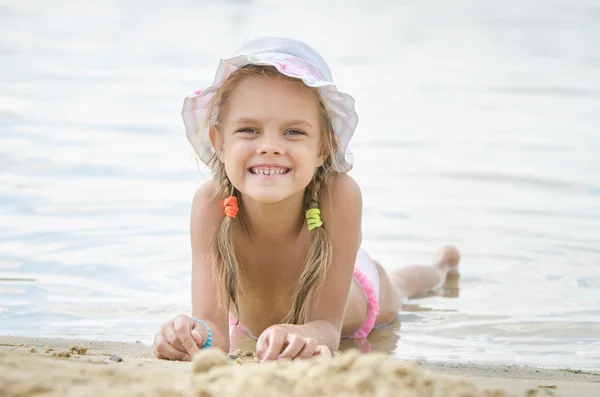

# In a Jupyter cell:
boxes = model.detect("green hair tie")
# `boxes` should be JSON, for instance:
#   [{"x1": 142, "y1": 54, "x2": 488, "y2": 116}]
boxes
[{"x1": 306, "y1": 208, "x2": 323, "y2": 231}]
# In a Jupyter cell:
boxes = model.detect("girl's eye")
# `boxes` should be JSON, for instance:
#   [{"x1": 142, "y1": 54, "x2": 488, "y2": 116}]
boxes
[
  {"x1": 237, "y1": 128, "x2": 258, "y2": 134},
  {"x1": 285, "y1": 129, "x2": 305, "y2": 136}
]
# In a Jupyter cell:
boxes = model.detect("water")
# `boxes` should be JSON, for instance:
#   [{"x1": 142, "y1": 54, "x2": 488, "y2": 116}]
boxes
[{"x1": 1, "y1": 0, "x2": 599, "y2": 370}]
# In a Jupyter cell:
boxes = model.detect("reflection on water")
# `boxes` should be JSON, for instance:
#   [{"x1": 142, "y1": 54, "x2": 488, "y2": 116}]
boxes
[{"x1": 1, "y1": 0, "x2": 599, "y2": 370}]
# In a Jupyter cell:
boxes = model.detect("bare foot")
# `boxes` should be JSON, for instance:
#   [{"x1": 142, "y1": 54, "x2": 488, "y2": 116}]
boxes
[
  {"x1": 435, "y1": 245, "x2": 460, "y2": 273},
  {"x1": 387, "y1": 245, "x2": 461, "y2": 299}
]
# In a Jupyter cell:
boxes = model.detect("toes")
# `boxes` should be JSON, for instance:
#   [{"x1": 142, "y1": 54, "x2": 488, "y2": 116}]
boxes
[{"x1": 438, "y1": 245, "x2": 460, "y2": 268}]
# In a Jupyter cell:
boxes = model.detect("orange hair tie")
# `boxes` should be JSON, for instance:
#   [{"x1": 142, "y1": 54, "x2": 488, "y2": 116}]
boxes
[{"x1": 223, "y1": 196, "x2": 239, "y2": 219}]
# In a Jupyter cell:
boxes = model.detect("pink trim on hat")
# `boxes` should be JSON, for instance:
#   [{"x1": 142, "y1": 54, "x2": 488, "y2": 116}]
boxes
[{"x1": 271, "y1": 57, "x2": 323, "y2": 80}]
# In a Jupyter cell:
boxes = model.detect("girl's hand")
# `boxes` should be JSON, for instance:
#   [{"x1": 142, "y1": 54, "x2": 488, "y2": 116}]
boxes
[
  {"x1": 256, "y1": 325, "x2": 332, "y2": 362},
  {"x1": 152, "y1": 314, "x2": 206, "y2": 361}
]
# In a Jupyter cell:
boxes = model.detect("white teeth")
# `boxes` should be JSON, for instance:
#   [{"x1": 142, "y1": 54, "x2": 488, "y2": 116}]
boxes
[{"x1": 251, "y1": 166, "x2": 288, "y2": 175}]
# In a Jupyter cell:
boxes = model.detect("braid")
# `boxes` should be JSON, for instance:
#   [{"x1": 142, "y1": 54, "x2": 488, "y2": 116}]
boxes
[
  {"x1": 305, "y1": 166, "x2": 326, "y2": 209},
  {"x1": 212, "y1": 164, "x2": 243, "y2": 322}
]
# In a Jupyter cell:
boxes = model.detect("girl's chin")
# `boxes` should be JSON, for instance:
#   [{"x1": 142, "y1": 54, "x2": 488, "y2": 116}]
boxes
[{"x1": 242, "y1": 193, "x2": 290, "y2": 205}]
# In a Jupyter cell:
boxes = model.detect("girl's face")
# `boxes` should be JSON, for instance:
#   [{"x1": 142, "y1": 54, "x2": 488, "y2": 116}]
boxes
[{"x1": 212, "y1": 76, "x2": 326, "y2": 205}]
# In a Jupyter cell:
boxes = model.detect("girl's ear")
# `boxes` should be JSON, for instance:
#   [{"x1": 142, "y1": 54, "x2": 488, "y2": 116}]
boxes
[{"x1": 209, "y1": 126, "x2": 225, "y2": 163}]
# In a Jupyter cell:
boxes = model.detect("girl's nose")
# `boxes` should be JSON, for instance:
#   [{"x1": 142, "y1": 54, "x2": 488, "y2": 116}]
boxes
[{"x1": 256, "y1": 134, "x2": 285, "y2": 156}]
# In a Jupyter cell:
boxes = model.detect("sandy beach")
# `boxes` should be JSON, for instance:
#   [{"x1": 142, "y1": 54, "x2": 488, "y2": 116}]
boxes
[{"x1": 1, "y1": 335, "x2": 597, "y2": 397}]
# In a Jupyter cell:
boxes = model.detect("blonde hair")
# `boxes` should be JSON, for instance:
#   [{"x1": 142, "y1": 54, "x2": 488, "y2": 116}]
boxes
[{"x1": 204, "y1": 65, "x2": 337, "y2": 324}]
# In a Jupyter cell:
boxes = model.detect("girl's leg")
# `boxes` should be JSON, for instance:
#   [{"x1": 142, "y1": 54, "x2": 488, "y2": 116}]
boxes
[{"x1": 390, "y1": 245, "x2": 460, "y2": 298}]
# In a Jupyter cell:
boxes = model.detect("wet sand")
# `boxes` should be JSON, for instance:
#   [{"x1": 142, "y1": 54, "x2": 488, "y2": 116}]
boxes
[{"x1": 1, "y1": 335, "x2": 597, "y2": 397}]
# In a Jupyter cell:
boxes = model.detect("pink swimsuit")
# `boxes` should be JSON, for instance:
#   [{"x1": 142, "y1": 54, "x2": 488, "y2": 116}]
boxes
[{"x1": 230, "y1": 248, "x2": 380, "y2": 339}]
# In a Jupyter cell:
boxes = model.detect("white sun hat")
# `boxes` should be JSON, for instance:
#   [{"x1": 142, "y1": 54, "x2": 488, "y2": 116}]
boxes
[{"x1": 181, "y1": 36, "x2": 358, "y2": 173}]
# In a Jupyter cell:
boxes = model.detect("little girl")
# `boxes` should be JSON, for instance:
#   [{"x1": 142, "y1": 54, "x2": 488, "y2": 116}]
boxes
[{"x1": 153, "y1": 36, "x2": 460, "y2": 362}]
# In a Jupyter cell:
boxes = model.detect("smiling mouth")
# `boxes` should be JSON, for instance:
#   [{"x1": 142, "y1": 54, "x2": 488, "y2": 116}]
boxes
[{"x1": 249, "y1": 166, "x2": 291, "y2": 176}]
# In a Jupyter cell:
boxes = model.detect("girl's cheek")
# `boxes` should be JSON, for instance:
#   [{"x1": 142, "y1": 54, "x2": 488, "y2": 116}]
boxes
[{"x1": 230, "y1": 139, "x2": 251, "y2": 152}]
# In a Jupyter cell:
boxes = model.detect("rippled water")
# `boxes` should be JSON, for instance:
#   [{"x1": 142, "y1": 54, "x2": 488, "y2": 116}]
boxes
[{"x1": 1, "y1": 0, "x2": 599, "y2": 370}]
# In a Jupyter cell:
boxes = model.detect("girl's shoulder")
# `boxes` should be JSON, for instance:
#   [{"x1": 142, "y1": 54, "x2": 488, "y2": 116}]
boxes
[
  {"x1": 322, "y1": 173, "x2": 363, "y2": 220},
  {"x1": 190, "y1": 179, "x2": 225, "y2": 229},
  {"x1": 327, "y1": 173, "x2": 362, "y2": 201}
]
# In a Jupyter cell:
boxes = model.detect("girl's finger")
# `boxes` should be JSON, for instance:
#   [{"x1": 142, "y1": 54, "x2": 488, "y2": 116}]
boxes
[
  {"x1": 191, "y1": 329, "x2": 205, "y2": 347},
  {"x1": 261, "y1": 328, "x2": 287, "y2": 362},
  {"x1": 153, "y1": 332, "x2": 191, "y2": 361},
  {"x1": 174, "y1": 316, "x2": 200, "y2": 356},
  {"x1": 163, "y1": 323, "x2": 186, "y2": 353},
  {"x1": 314, "y1": 345, "x2": 332, "y2": 358},
  {"x1": 278, "y1": 334, "x2": 306, "y2": 360},
  {"x1": 295, "y1": 337, "x2": 318, "y2": 359},
  {"x1": 255, "y1": 333, "x2": 269, "y2": 360}
]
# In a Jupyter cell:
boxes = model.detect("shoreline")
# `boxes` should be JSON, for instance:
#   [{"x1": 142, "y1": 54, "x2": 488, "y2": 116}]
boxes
[{"x1": 1, "y1": 335, "x2": 598, "y2": 396}]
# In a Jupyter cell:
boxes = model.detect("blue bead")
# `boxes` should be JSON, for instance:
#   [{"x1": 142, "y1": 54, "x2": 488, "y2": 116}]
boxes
[{"x1": 192, "y1": 317, "x2": 214, "y2": 349}]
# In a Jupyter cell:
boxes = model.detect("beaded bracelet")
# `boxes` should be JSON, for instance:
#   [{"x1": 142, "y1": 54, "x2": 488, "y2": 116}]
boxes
[{"x1": 192, "y1": 317, "x2": 213, "y2": 349}]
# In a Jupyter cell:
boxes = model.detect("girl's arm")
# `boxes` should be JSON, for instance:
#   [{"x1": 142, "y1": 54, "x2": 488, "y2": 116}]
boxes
[
  {"x1": 300, "y1": 173, "x2": 363, "y2": 347},
  {"x1": 153, "y1": 181, "x2": 230, "y2": 360},
  {"x1": 256, "y1": 174, "x2": 362, "y2": 359},
  {"x1": 189, "y1": 181, "x2": 231, "y2": 353}
]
